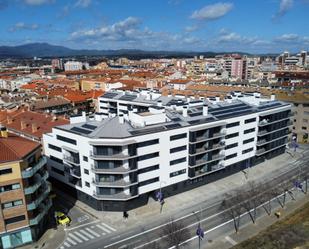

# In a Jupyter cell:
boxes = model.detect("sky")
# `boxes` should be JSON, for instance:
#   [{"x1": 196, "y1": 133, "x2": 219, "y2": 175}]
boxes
[{"x1": 0, "y1": 0, "x2": 309, "y2": 53}]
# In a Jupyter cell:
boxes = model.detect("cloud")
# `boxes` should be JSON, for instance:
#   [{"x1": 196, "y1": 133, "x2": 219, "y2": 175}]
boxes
[
  {"x1": 9, "y1": 22, "x2": 39, "y2": 32},
  {"x1": 190, "y1": 2, "x2": 233, "y2": 20},
  {"x1": 184, "y1": 25, "x2": 198, "y2": 32},
  {"x1": 217, "y1": 30, "x2": 257, "y2": 44},
  {"x1": 23, "y1": 0, "x2": 54, "y2": 5},
  {"x1": 75, "y1": 0, "x2": 91, "y2": 8},
  {"x1": 273, "y1": 0, "x2": 293, "y2": 19},
  {"x1": 274, "y1": 33, "x2": 299, "y2": 42}
]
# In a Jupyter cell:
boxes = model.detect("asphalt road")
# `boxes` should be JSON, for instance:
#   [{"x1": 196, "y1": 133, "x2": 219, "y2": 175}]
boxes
[{"x1": 59, "y1": 150, "x2": 309, "y2": 249}]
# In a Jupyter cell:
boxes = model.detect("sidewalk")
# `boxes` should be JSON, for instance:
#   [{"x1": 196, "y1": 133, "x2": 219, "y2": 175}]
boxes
[
  {"x1": 204, "y1": 191, "x2": 309, "y2": 249},
  {"x1": 70, "y1": 145, "x2": 308, "y2": 230}
]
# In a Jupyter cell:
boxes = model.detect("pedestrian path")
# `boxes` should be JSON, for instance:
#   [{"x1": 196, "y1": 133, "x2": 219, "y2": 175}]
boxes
[{"x1": 60, "y1": 222, "x2": 116, "y2": 248}]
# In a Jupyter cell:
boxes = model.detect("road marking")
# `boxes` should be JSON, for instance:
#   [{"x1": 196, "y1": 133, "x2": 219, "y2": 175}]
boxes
[
  {"x1": 96, "y1": 224, "x2": 112, "y2": 234},
  {"x1": 74, "y1": 231, "x2": 89, "y2": 241},
  {"x1": 66, "y1": 237, "x2": 77, "y2": 246},
  {"x1": 60, "y1": 246, "x2": 65, "y2": 249},
  {"x1": 101, "y1": 222, "x2": 116, "y2": 232},
  {"x1": 86, "y1": 227, "x2": 101, "y2": 237},
  {"x1": 68, "y1": 233, "x2": 83, "y2": 243},
  {"x1": 79, "y1": 229, "x2": 95, "y2": 239},
  {"x1": 65, "y1": 220, "x2": 100, "y2": 231},
  {"x1": 225, "y1": 236, "x2": 237, "y2": 245},
  {"x1": 63, "y1": 242, "x2": 71, "y2": 248}
]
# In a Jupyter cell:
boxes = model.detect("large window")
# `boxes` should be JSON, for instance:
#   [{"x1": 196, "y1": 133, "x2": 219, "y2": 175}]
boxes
[
  {"x1": 170, "y1": 145, "x2": 187, "y2": 154},
  {"x1": 56, "y1": 135, "x2": 76, "y2": 145},
  {"x1": 139, "y1": 177, "x2": 159, "y2": 187},
  {"x1": 0, "y1": 183, "x2": 21, "y2": 193},
  {"x1": 50, "y1": 155, "x2": 63, "y2": 164},
  {"x1": 243, "y1": 138, "x2": 255, "y2": 144},
  {"x1": 225, "y1": 153, "x2": 237, "y2": 160},
  {"x1": 242, "y1": 148, "x2": 254, "y2": 154},
  {"x1": 138, "y1": 152, "x2": 159, "y2": 161},
  {"x1": 51, "y1": 167, "x2": 64, "y2": 176},
  {"x1": 170, "y1": 133, "x2": 187, "y2": 141},
  {"x1": 225, "y1": 143, "x2": 238, "y2": 150},
  {"x1": 5, "y1": 215, "x2": 25, "y2": 225},
  {"x1": 170, "y1": 169, "x2": 186, "y2": 178},
  {"x1": 139, "y1": 165, "x2": 159, "y2": 174},
  {"x1": 2, "y1": 200, "x2": 23, "y2": 209},
  {"x1": 226, "y1": 122, "x2": 240, "y2": 128},
  {"x1": 244, "y1": 128, "x2": 255, "y2": 134},
  {"x1": 137, "y1": 139, "x2": 159, "y2": 148},
  {"x1": 226, "y1": 132, "x2": 239, "y2": 139},
  {"x1": 245, "y1": 118, "x2": 256, "y2": 124},
  {"x1": 170, "y1": 157, "x2": 186, "y2": 166},
  {"x1": 0, "y1": 168, "x2": 12, "y2": 175},
  {"x1": 48, "y1": 144, "x2": 62, "y2": 152}
]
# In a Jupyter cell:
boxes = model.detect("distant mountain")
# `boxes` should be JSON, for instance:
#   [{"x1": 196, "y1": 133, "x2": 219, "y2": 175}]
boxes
[{"x1": 0, "y1": 42, "x2": 253, "y2": 59}]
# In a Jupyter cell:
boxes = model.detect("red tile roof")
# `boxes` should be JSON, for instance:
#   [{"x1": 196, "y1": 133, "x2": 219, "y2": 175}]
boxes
[{"x1": 0, "y1": 133, "x2": 40, "y2": 163}]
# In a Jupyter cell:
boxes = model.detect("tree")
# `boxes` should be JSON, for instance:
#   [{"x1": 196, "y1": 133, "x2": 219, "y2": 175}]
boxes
[
  {"x1": 240, "y1": 181, "x2": 260, "y2": 224},
  {"x1": 161, "y1": 218, "x2": 190, "y2": 248}
]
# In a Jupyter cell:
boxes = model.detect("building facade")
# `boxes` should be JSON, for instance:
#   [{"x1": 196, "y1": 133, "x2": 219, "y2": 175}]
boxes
[
  {"x1": 43, "y1": 91, "x2": 292, "y2": 212},
  {"x1": 0, "y1": 127, "x2": 51, "y2": 249}
]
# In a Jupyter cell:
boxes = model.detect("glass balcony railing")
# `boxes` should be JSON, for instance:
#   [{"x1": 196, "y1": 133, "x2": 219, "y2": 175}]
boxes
[
  {"x1": 27, "y1": 185, "x2": 51, "y2": 211},
  {"x1": 29, "y1": 199, "x2": 52, "y2": 226},
  {"x1": 22, "y1": 157, "x2": 47, "y2": 178},
  {"x1": 24, "y1": 171, "x2": 49, "y2": 195}
]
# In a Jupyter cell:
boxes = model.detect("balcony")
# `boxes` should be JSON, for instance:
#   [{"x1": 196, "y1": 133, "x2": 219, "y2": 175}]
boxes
[
  {"x1": 256, "y1": 141, "x2": 288, "y2": 156},
  {"x1": 22, "y1": 157, "x2": 47, "y2": 178},
  {"x1": 92, "y1": 178, "x2": 137, "y2": 187},
  {"x1": 29, "y1": 199, "x2": 52, "y2": 226},
  {"x1": 193, "y1": 154, "x2": 225, "y2": 167},
  {"x1": 258, "y1": 116, "x2": 291, "y2": 127},
  {"x1": 189, "y1": 163, "x2": 225, "y2": 179},
  {"x1": 91, "y1": 165, "x2": 137, "y2": 174},
  {"x1": 27, "y1": 185, "x2": 51, "y2": 211},
  {"x1": 192, "y1": 131, "x2": 226, "y2": 144},
  {"x1": 93, "y1": 191, "x2": 138, "y2": 201},
  {"x1": 90, "y1": 151, "x2": 137, "y2": 160},
  {"x1": 191, "y1": 142, "x2": 225, "y2": 156},
  {"x1": 256, "y1": 134, "x2": 289, "y2": 147},
  {"x1": 63, "y1": 155, "x2": 80, "y2": 165},
  {"x1": 257, "y1": 126, "x2": 289, "y2": 137},
  {"x1": 24, "y1": 171, "x2": 49, "y2": 195}
]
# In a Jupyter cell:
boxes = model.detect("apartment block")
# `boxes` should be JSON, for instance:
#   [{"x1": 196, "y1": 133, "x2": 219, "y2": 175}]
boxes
[
  {"x1": 0, "y1": 127, "x2": 51, "y2": 248},
  {"x1": 43, "y1": 91, "x2": 291, "y2": 212}
]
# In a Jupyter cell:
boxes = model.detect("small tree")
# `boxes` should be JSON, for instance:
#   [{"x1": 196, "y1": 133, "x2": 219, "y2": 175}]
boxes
[{"x1": 240, "y1": 181, "x2": 260, "y2": 224}]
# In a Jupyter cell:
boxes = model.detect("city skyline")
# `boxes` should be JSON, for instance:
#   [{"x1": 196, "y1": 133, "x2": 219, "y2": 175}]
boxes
[{"x1": 0, "y1": 0, "x2": 309, "y2": 53}]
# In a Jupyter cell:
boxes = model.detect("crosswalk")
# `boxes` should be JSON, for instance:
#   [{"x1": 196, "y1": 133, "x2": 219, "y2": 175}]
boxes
[{"x1": 60, "y1": 222, "x2": 117, "y2": 248}]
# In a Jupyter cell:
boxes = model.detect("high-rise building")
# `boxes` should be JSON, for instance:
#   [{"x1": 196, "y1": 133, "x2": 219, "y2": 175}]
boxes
[{"x1": 0, "y1": 126, "x2": 51, "y2": 249}]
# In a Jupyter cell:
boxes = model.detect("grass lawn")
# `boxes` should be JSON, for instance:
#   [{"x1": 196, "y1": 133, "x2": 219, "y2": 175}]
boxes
[{"x1": 232, "y1": 200, "x2": 309, "y2": 249}]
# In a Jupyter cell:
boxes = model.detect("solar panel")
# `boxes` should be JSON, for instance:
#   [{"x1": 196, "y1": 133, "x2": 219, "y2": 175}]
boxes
[
  {"x1": 130, "y1": 126, "x2": 166, "y2": 135},
  {"x1": 165, "y1": 123, "x2": 182, "y2": 129},
  {"x1": 188, "y1": 112, "x2": 203, "y2": 117},
  {"x1": 213, "y1": 106, "x2": 252, "y2": 116},
  {"x1": 257, "y1": 102, "x2": 282, "y2": 110},
  {"x1": 215, "y1": 110, "x2": 253, "y2": 120},
  {"x1": 119, "y1": 95, "x2": 137, "y2": 101},
  {"x1": 102, "y1": 92, "x2": 118, "y2": 99},
  {"x1": 171, "y1": 117, "x2": 181, "y2": 122},
  {"x1": 188, "y1": 117, "x2": 215, "y2": 125},
  {"x1": 71, "y1": 127, "x2": 92, "y2": 134},
  {"x1": 82, "y1": 124, "x2": 97, "y2": 130}
]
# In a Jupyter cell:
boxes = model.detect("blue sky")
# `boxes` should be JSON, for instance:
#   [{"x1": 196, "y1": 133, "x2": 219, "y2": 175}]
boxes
[{"x1": 0, "y1": 0, "x2": 309, "y2": 53}]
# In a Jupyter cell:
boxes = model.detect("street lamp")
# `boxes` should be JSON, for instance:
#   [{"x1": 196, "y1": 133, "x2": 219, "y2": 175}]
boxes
[{"x1": 192, "y1": 206, "x2": 204, "y2": 249}]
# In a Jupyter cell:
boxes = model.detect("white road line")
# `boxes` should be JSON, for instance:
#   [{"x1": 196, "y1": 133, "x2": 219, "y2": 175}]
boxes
[
  {"x1": 68, "y1": 233, "x2": 83, "y2": 243},
  {"x1": 86, "y1": 227, "x2": 101, "y2": 237},
  {"x1": 66, "y1": 237, "x2": 77, "y2": 246},
  {"x1": 102, "y1": 232, "x2": 106, "y2": 235},
  {"x1": 101, "y1": 222, "x2": 116, "y2": 232},
  {"x1": 225, "y1": 236, "x2": 237, "y2": 245},
  {"x1": 65, "y1": 220, "x2": 100, "y2": 231},
  {"x1": 74, "y1": 231, "x2": 89, "y2": 241},
  {"x1": 96, "y1": 224, "x2": 111, "y2": 234},
  {"x1": 63, "y1": 242, "x2": 71, "y2": 248},
  {"x1": 79, "y1": 229, "x2": 95, "y2": 239},
  {"x1": 60, "y1": 246, "x2": 65, "y2": 249}
]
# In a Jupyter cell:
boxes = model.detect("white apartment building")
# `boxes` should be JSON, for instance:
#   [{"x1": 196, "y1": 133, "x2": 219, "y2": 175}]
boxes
[
  {"x1": 64, "y1": 61, "x2": 83, "y2": 71},
  {"x1": 43, "y1": 90, "x2": 292, "y2": 211}
]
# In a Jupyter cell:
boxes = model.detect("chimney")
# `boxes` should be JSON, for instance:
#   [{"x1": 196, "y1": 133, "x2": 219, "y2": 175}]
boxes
[
  {"x1": 157, "y1": 100, "x2": 162, "y2": 107},
  {"x1": 0, "y1": 125, "x2": 8, "y2": 138},
  {"x1": 32, "y1": 123, "x2": 38, "y2": 133},
  {"x1": 21, "y1": 120, "x2": 27, "y2": 130},
  {"x1": 215, "y1": 96, "x2": 220, "y2": 102},
  {"x1": 119, "y1": 114, "x2": 124, "y2": 124},
  {"x1": 270, "y1": 94, "x2": 276, "y2": 101},
  {"x1": 183, "y1": 105, "x2": 188, "y2": 117},
  {"x1": 203, "y1": 104, "x2": 208, "y2": 116},
  {"x1": 7, "y1": 116, "x2": 13, "y2": 124}
]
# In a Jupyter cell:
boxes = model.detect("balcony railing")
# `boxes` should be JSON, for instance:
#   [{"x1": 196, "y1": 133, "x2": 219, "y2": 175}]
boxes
[
  {"x1": 63, "y1": 155, "x2": 80, "y2": 165},
  {"x1": 257, "y1": 126, "x2": 289, "y2": 137},
  {"x1": 27, "y1": 185, "x2": 51, "y2": 211},
  {"x1": 191, "y1": 142, "x2": 225, "y2": 155},
  {"x1": 24, "y1": 171, "x2": 49, "y2": 195},
  {"x1": 90, "y1": 151, "x2": 136, "y2": 160},
  {"x1": 92, "y1": 178, "x2": 137, "y2": 187},
  {"x1": 93, "y1": 191, "x2": 138, "y2": 201},
  {"x1": 256, "y1": 140, "x2": 288, "y2": 156},
  {"x1": 22, "y1": 157, "x2": 47, "y2": 178},
  {"x1": 190, "y1": 163, "x2": 225, "y2": 179},
  {"x1": 193, "y1": 131, "x2": 226, "y2": 144},
  {"x1": 194, "y1": 154, "x2": 225, "y2": 167},
  {"x1": 29, "y1": 199, "x2": 52, "y2": 226},
  {"x1": 258, "y1": 116, "x2": 291, "y2": 127},
  {"x1": 256, "y1": 134, "x2": 289, "y2": 147},
  {"x1": 91, "y1": 165, "x2": 137, "y2": 174}
]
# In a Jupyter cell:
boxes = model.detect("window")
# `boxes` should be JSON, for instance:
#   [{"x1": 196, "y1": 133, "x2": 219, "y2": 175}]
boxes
[
  {"x1": 83, "y1": 156, "x2": 88, "y2": 162},
  {"x1": 5, "y1": 215, "x2": 25, "y2": 225},
  {"x1": 303, "y1": 119, "x2": 308, "y2": 123},
  {"x1": 56, "y1": 135, "x2": 76, "y2": 145},
  {"x1": 139, "y1": 177, "x2": 159, "y2": 187},
  {"x1": 244, "y1": 128, "x2": 255, "y2": 134},
  {"x1": 0, "y1": 168, "x2": 12, "y2": 175},
  {"x1": 243, "y1": 138, "x2": 255, "y2": 144},
  {"x1": 139, "y1": 165, "x2": 159, "y2": 174},
  {"x1": 50, "y1": 155, "x2": 63, "y2": 164},
  {"x1": 170, "y1": 169, "x2": 186, "y2": 178},
  {"x1": 170, "y1": 157, "x2": 186, "y2": 166},
  {"x1": 170, "y1": 145, "x2": 187, "y2": 154},
  {"x1": 242, "y1": 148, "x2": 254, "y2": 154},
  {"x1": 245, "y1": 118, "x2": 256, "y2": 124},
  {"x1": 226, "y1": 122, "x2": 239, "y2": 128},
  {"x1": 302, "y1": 126, "x2": 307, "y2": 130},
  {"x1": 2, "y1": 200, "x2": 23, "y2": 209},
  {"x1": 226, "y1": 132, "x2": 239, "y2": 139},
  {"x1": 0, "y1": 183, "x2": 20, "y2": 193},
  {"x1": 138, "y1": 152, "x2": 159, "y2": 161},
  {"x1": 225, "y1": 153, "x2": 237, "y2": 160},
  {"x1": 48, "y1": 144, "x2": 62, "y2": 152},
  {"x1": 137, "y1": 139, "x2": 159, "y2": 148},
  {"x1": 225, "y1": 143, "x2": 238, "y2": 150},
  {"x1": 84, "y1": 169, "x2": 89, "y2": 175},
  {"x1": 51, "y1": 167, "x2": 64, "y2": 176},
  {"x1": 170, "y1": 133, "x2": 187, "y2": 141},
  {"x1": 85, "y1": 182, "x2": 90, "y2": 187}
]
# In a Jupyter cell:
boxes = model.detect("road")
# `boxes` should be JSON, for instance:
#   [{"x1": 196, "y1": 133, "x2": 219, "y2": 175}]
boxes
[{"x1": 58, "y1": 150, "x2": 309, "y2": 249}]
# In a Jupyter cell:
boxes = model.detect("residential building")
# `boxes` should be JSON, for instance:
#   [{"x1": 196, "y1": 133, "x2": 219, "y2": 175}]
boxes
[
  {"x1": 64, "y1": 61, "x2": 83, "y2": 72},
  {"x1": 0, "y1": 127, "x2": 51, "y2": 248},
  {"x1": 43, "y1": 91, "x2": 291, "y2": 211}
]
